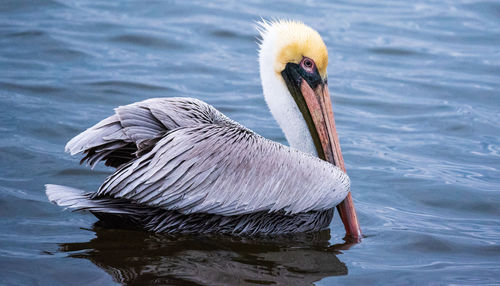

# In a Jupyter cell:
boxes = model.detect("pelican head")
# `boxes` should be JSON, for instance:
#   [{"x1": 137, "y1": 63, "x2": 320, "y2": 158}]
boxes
[
  {"x1": 258, "y1": 20, "x2": 335, "y2": 162},
  {"x1": 258, "y1": 20, "x2": 361, "y2": 239}
]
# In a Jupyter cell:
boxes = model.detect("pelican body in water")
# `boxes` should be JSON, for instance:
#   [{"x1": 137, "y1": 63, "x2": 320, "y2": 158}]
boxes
[{"x1": 46, "y1": 20, "x2": 361, "y2": 238}]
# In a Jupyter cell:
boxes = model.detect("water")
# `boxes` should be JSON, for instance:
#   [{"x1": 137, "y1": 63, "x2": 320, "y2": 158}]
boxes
[{"x1": 1, "y1": 0, "x2": 499, "y2": 284}]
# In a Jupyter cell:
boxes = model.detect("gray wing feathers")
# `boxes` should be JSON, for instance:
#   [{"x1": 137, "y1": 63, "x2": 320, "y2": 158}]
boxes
[
  {"x1": 95, "y1": 124, "x2": 350, "y2": 216},
  {"x1": 65, "y1": 97, "x2": 230, "y2": 168},
  {"x1": 45, "y1": 184, "x2": 90, "y2": 209},
  {"x1": 62, "y1": 97, "x2": 349, "y2": 216},
  {"x1": 45, "y1": 184, "x2": 150, "y2": 215},
  {"x1": 65, "y1": 114, "x2": 124, "y2": 155},
  {"x1": 45, "y1": 184, "x2": 130, "y2": 214}
]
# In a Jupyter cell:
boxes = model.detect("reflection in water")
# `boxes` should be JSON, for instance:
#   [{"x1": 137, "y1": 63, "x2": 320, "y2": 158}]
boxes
[{"x1": 59, "y1": 226, "x2": 347, "y2": 285}]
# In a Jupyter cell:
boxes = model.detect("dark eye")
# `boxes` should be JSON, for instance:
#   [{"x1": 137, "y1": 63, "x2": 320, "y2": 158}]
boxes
[
  {"x1": 304, "y1": 59, "x2": 313, "y2": 68},
  {"x1": 300, "y1": 57, "x2": 315, "y2": 73}
]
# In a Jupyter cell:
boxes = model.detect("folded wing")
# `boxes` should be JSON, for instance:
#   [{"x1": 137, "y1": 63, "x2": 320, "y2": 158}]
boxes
[
  {"x1": 65, "y1": 97, "x2": 234, "y2": 168},
  {"x1": 94, "y1": 124, "x2": 350, "y2": 216},
  {"x1": 66, "y1": 97, "x2": 350, "y2": 216}
]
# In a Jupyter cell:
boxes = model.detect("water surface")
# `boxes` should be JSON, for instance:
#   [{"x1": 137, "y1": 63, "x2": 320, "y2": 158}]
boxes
[{"x1": 1, "y1": 0, "x2": 499, "y2": 285}]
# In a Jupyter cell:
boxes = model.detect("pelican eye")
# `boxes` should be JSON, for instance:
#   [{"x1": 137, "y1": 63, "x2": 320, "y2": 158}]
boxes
[{"x1": 300, "y1": 57, "x2": 315, "y2": 73}]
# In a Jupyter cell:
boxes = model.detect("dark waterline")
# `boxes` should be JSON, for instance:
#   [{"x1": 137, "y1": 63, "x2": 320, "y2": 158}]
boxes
[{"x1": 1, "y1": 0, "x2": 499, "y2": 285}]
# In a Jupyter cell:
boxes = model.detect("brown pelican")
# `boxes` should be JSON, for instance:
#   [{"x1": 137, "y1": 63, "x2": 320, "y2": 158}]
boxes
[{"x1": 46, "y1": 20, "x2": 361, "y2": 239}]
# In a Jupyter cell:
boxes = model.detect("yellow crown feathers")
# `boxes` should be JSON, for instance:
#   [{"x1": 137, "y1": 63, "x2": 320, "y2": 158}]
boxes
[{"x1": 258, "y1": 19, "x2": 329, "y2": 79}]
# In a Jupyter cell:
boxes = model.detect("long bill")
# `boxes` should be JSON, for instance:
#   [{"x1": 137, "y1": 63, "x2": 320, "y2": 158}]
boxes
[{"x1": 299, "y1": 79, "x2": 362, "y2": 241}]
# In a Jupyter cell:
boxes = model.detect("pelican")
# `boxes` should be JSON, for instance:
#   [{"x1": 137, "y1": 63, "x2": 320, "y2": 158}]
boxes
[{"x1": 46, "y1": 20, "x2": 361, "y2": 238}]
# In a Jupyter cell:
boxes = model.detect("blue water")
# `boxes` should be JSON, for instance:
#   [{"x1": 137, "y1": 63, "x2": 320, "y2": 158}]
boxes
[{"x1": 1, "y1": 0, "x2": 500, "y2": 285}]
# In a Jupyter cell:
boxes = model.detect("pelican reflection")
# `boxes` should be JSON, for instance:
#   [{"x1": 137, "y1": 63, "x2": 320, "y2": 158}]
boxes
[{"x1": 59, "y1": 227, "x2": 348, "y2": 285}]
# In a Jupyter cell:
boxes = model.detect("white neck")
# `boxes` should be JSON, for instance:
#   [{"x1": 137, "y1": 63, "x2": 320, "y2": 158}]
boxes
[{"x1": 258, "y1": 26, "x2": 318, "y2": 157}]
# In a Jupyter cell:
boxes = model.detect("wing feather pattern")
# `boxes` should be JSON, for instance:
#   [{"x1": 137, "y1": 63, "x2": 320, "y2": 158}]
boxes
[
  {"x1": 65, "y1": 97, "x2": 234, "y2": 168},
  {"x1": 94, "y1": 124, "x2": 350, "y2": 216},
  {"x1": 65, "y1": 97, "x2": 350, "y2": 217}
]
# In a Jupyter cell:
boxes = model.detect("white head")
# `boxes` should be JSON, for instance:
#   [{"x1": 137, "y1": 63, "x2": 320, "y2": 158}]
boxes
[{"x1": 257, "y1": 20, "x2": 329, "y2": 157}]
